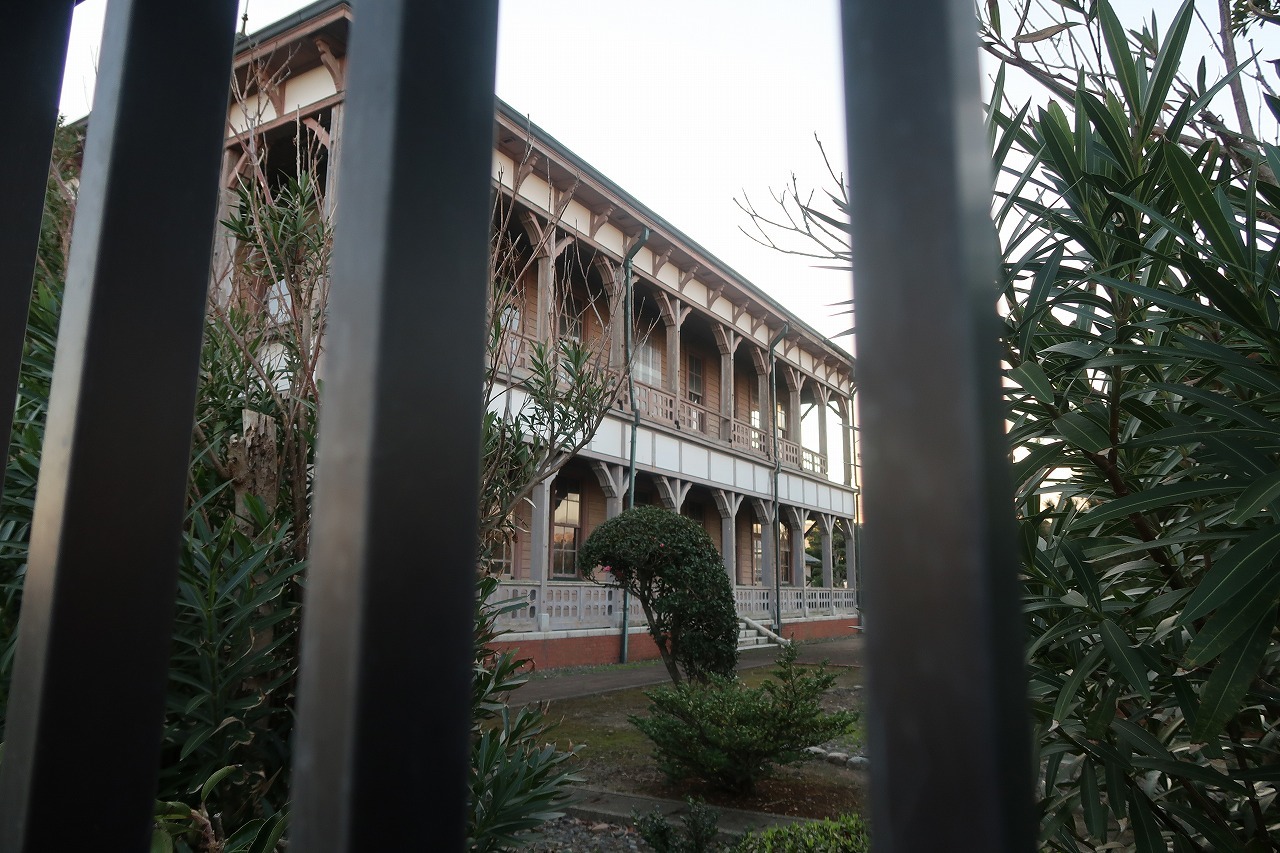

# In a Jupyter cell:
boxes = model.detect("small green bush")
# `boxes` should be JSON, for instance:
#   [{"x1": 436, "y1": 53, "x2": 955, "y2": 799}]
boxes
[
  {"x1": 634, "y1": 797, "x2": 721, "y2": 853},
  {"x1": 630, "y1": 644, "x2": 858, "y2": 793},
  {"x1": 578, "y1": 505, "x2": 738, "y2": 683},
  {"x1": 731, "y1": 814, "x2": 869, "y2": 853}
]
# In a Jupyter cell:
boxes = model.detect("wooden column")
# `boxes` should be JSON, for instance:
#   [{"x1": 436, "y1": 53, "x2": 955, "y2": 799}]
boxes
[
  {"x1": 657, "y1": 293, "x2": 691, "y2": 400},
  {"x1": 713, "y1": 490, "x2": 744, "y2": 586},
  {"x1": 713, "y1": 326, "x2": 741, "y2": 442},
  {"x1": 591, "y1": 460, "x2": 625, "y2": 519},
  {"x1": 817, "y1": 514, "x2": 835, "y2": 590}
]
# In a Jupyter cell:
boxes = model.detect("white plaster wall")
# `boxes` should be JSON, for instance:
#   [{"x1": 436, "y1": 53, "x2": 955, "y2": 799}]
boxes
[
  {"x1": 710, "y1": 452, "x2": 733, "y2": 483},
  {"x1": 590, "y1": 418, "x2": 625, "y2": 457},
  {"x1": 228, "y1": 93, "x2": 277, "y2": 133},
  {"x1": 654, "y1": 434, "x2": 680, "y2": 470},
  {"x1": 682, "y1": 444, "x2": 709, "y2": 480},
  {"x1": 283, "y1": 65, "x2": 337, "y2": 113}
]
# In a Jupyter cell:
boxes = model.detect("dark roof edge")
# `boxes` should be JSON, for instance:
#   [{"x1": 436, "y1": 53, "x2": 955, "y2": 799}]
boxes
[{"x1": 236, "y1": 0, "x2": 350, "y2": 48}]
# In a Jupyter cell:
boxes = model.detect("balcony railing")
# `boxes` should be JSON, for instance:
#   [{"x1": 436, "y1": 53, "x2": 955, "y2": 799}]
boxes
[
  {"x1": 677, "y1": 397, "x2": 719, "y2": 438},
  {"x1": 492, "y1": 581, "x2": 858, "y2": 633}
]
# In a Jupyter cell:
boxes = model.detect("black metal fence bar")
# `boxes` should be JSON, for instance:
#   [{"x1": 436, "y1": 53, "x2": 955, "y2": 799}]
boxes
[
  {"x1": 841, "y1": 1, "x2": 1034, "y2": 850},
  {"x1": 289, "y1": 2, "x2": 499, "y2": 850},
  {"x1": 0, "y1": 3, "x2": 74, "y2": 509},
  {"x1": 0, "y1": 1, "x2": 239, "y2": 848}
]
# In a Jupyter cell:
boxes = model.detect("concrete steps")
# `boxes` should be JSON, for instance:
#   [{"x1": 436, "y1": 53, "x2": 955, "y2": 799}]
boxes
[{"x1": 736, "y1": 619, "x2": 780, "y2": 652}]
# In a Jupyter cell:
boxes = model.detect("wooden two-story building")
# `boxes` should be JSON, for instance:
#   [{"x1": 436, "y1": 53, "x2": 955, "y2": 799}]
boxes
[{"x1": 228, "y1": 1, "x2": 859, "y2": 667}]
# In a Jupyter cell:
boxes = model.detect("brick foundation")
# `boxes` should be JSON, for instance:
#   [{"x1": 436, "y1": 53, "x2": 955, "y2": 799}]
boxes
[{"x1": 492, "y1": 615, "x2": 860, "y2": 670}]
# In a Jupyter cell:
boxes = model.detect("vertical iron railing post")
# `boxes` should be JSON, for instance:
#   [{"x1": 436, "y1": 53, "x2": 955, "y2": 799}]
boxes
[
  {"x1": 0, "y1": 1, "x2": 240, "y2": 848},
  {"x1": 0, "y1": 2, "x2": 75, "y2": 509},
  {"x1": 289, "y1": 2, "x2": 499, "y2": 849},
  {"x1": 840, "y1": 1, "x2": 1035, "y2": 850}
]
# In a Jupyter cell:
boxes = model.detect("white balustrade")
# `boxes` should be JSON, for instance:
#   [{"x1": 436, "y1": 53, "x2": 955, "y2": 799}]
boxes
[{"x1": 491, "y1": 580, "x2": 856, "y2": 634}]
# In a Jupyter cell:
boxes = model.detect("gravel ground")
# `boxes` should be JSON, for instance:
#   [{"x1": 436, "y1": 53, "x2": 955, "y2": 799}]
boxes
[{"x1": 514, "y1": 816, "x2": 652, "y2": 852}]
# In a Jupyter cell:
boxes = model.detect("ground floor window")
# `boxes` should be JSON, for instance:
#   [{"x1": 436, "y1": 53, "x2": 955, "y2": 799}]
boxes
[
  {"x1": 779, "y1": 525, "x2": 792, "y2": 584},
  {"x1": 751, "y1": 522, "x2": 762, "y2": 585},
  {"x1": 551, "y1": 479, "x2": 582, "y2": 578}
]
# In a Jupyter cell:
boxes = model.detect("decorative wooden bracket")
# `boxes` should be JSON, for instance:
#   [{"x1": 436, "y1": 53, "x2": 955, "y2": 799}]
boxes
[
  {"x1": 314, "y1": 37, "x2": 345, "y2": 90},
  {"x1": 552, "y1": 181, "x2": 577, "y2": 220},
  {"x1": 255, "y1": 67, "x2": 285, "y2": 117},
  {"x1": 590, "y1": 461, "x2": 624, "y2": 500},
  {"x1": 226, "y1": 149, "x2": 251, "y2": 188},
  {"x1": 655, "y1": 477, "x2": 691, "y2": 512},
  {"x1": 678, "y1": 264, "x2": 700, "y2": 293},
  {"x1": 651, "y1": 247, "x2": 672, "y2": 278},
  {"x1": 712, "y1": 325, "x2": 742, "y2": 356},
  {"x1": 713, "y1": 489, "x2": 744, "y2": 520},
  {"x1": 513, "y1": 153, "x2": 538, "y2": 192},
  {"x1": 656, "y1": 293, "x2": 692, "y2": 330},
  {"x1": 750, "y1": 497, "x2": 775, "y2": 523},
  {"x1": 550, "y1": 233, "x2": 575, "y2": 261},
  {"x1": 589, "y1": 205, "x2": 614, "y2": 238},
  {"x1": 302, "y1": 117, "x2": 331, "y2": 149}
]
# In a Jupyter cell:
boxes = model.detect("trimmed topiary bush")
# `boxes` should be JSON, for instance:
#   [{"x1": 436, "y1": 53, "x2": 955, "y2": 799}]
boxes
[
  {"x1": 731, "y1": 813, "x2": 869, "y2": 853},
  {"x1": 630, "y1": 643, "x2": 859, "y2": 794},
  {"x1": 578, "y1": 505, "x2": 738, "y2": 683}
]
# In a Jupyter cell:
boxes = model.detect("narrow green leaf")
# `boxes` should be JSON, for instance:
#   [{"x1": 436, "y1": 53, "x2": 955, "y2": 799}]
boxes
[
  {"x1": 1091, "y1": 272, "x2": 1229, "y2": 325},
  {"x1": 1054, "y1": 410, "x2": 1111, "y2": 453},
  {"x1": 200, "y1": 764, "x2": 241, "y2": 803},
  {"x1": 1079, "y1": 91, "x2": 1135, "y2": 178},
  {"x1": 1077, "y1": 481, "x2": 1238, "y2": 526},
  {"x1": 1080, "y1": 760, "x2": 1108, "y2": 839},
  {"x1": 1131, "y1": 756, "x2": 1246, "y2": 792},
  {"x1": 1129, "y1": 789, "x2": 1165, "y2": 853},
  {"x1": 1191, "y1": 613, "x2": 1275, "y2": 741},
  {"x1": 1041, "y1": 340, "x2": 1103, "y2": 359},
  {"x1": 1099, "y1": 0, "x2": 1141, "y2": 113},
  {"x1": 1228, "y1": 473, "x2": 1280, "y2": 524},
  {"x1": 1166, "y1": 146, "x2": 1249, "y2": 273},
  {"x1": 1182, "y1": 522, "x2": 1280, "y2": 622},
  {"x1": 1100, "y1": 619, "x2": 1151, "y2": 700},
  {"x1": 1060, "y1": 541, "x2": 1102, "y2": 612},
  {"x1": 1138, "y1": 0, "x2": 1194, "y2": 142},
  {"x1": 150, "y1": 831, "x2": 175, "y2": 853},
  {"x1": 1015, "y1": 21, "x2": 1078, "y2": 43},
  {"x1": 1185, "y1": 571, "x2": 1280, "y2": 665},
  {"x1": 1010, "y1": 361, "x2": 1055, "y2": 405},
  {"x1": 1053, "y1": 644, "x2": 1105, "y2": 724}
]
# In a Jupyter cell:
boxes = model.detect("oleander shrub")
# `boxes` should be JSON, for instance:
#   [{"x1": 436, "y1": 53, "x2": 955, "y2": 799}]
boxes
[
  {"x1": 630, "y1": 643, "x2": 857, "y2": 794},
  {"x1": 731, "y1": 813, "x2": 869, "y2": 853},
  {"x1": 578, "y1": 505, "x2": 738, "y2": 684}
]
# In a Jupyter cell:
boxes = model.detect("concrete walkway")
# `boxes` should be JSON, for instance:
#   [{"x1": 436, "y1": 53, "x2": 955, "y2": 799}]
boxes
[{"x1": 515, "y1": 635, "x2": 864, "y2": 705}]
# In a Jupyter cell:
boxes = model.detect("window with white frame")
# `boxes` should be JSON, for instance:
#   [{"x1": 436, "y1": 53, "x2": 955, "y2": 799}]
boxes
[{"x1": 634, "y1": 338, "x2": 662, "y2": 386}]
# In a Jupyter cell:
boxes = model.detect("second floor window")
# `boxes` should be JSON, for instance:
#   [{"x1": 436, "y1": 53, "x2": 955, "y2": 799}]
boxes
[
  {"x1": 635, "y1": 339, "x2": 662, "y2": 386},
  {"x1": 687, "y1": 355, "x2": 703, "y2": 405}
]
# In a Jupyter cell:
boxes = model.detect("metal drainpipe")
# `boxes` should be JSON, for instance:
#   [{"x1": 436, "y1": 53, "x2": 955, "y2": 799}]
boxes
[
  {"x1": 620, "y1": 227, "x2": 650, "y2": 663},
  {"x1": 849, "y1": 390, "x2": 863, "y2": 619},
  {"x1": 769, "y1": 323, "x2": 789, "y2": 634}
]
